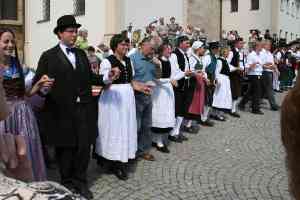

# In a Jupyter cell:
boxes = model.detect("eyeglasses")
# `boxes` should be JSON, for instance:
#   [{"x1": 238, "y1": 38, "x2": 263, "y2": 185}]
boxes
[{"x1": 64, "y1": 29, "x2": 78, "y2": 34}]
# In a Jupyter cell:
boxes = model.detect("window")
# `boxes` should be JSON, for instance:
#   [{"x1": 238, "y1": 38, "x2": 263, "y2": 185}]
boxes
[
  {"x1": 74, "y1": 0, "x2": 85, "y2": 16},
  {"x1": 287, "y1": 0, "x2": 290, "y2": 14},
  {"x1": 280, "y1": 0, "x2": 285, "y2": 11},
  {"x1": 231, "y1": 0, "x2": 238, "y2": 12},
  {"x1": 296, "y1": 3, "x2": 300, "y2": 19},
  {"x1": 291, "y1": 33, "x2": 293, "y2": 40},
  {"x1": 0, "y1": 0, "x2": 17, "y2": 20},
  {"x1": 38, "y1": 0, "x2": 50, "y2": 23},
  {"x1": 251, "y1": 0, "x2": 259, "y2": 10},
  {"x1": 285, "y1": 31, "x2": 288, "y2": 39},
  {"x1": 292, "y1": 2, "x2": 295, "y2": 17}
]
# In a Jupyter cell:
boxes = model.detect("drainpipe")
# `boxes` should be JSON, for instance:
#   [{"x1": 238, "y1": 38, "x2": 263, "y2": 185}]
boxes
[
  {"x1": 22, "y1": 0, "x2": 25, "y2": 64},
  {"x1": 220, "y1": 0, "x2": 223, "y2": 40}
]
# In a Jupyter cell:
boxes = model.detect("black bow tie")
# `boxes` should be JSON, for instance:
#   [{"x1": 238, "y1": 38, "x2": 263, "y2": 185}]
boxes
[{"x1": 66, "y1": 47, "x2": 75, "y2": 54}]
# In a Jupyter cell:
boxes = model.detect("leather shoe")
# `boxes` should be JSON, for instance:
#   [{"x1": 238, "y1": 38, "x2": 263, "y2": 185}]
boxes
[
  {"x1": 229, "y1": 112, "x2": 240, "y2": 118},
  {"x1": 211, "y1": 115, "x2": 226, "y2": 121},
  {"x1": 114, "y1": 168, "x2": 128, "y2": 181},
  {"x1": 168, "y1": 135, "x2": 183, "y2": 143},
  {"x1": 156, "y1": 146, "x2": 170, "y2": 153},
  {"x1": 77, "y1": 186, "x2": 94, "y2": 200},
  {"x1": 141, "y1": 153, "x2": 156, "y2": 161},
  {"x1": 252, "y1": 110, "x2": 264, "y2": 115},
  {"x1": 238, "y1": 103, "x2": 245, "y2": 111},
  {"x1": 179, "y1": 134, "x2": 188, "y2": 141},
  {"x1": 271, "y1": 106, "x2": 280, "y2": 111},
  {"x1": 198, "y1": 120, "x2": 214, "y2": 127},
  {"x1": 182, "y1": 126, "x2": 198, "y2": 134}
]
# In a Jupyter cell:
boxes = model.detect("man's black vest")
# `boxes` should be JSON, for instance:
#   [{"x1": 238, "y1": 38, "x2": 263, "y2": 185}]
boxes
[{"x1": 230, "y1": 48, "x2": 240, "y2": 68}]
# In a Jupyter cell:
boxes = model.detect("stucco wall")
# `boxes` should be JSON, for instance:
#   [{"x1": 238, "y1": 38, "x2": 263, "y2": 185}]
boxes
[
  {"x1": 25, "y1": 0, "x2": 107, "y2": 68},
  {"x1": 187, "y1": 0, "x2": 221, "y2": 41}
]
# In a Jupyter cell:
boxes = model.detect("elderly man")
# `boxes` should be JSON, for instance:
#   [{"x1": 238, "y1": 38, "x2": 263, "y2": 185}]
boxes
[{"x1": 130, "y1": 37, "x2": 162, "y2": 161}]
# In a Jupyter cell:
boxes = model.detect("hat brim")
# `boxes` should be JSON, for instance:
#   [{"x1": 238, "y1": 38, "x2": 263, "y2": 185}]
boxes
[{"x1": 53, "y1": 23, "x2": 82, "y2": 34}]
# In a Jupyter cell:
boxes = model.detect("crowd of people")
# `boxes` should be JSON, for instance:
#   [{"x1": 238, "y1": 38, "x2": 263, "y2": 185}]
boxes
[{"x1": 0, "y1": 14, "x2": 300, "y2": 200}]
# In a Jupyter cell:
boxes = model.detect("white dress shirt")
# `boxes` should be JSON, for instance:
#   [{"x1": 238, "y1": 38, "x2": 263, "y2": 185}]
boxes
[
  {"x1": 59, "y1": 43, "x2": 76, "y2": 69},
  {"x1": 261, "y1": 49, "x2": 275, "y2": 72},
  {"x1": 246, "y1": 51, "x2": 264, "y2": 76},
  {"x1": 169, "y1": 54, "x2": 186, "y2": 81}
]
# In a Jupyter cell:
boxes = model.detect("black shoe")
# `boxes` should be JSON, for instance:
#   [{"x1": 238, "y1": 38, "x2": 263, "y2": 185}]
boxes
[
  {"x1": 211, "y1": 115, "x2": 226, "y2": 122},
  {"x1": 271, "y1": 105, "x2": 280, "y2": 111},
  {"x1": 77, "y1": 186, "x2": 94, "y2": 200},
  {"x1": 252, "y1": 110, "x2": 264, "y2": 115},
  {"x1": 182, "y1": 126, "x2": 198, "y2": 134},
  {"x1": 229, "y1": 112, "x2": 240, "y2": 118},
  {"x1": 238, "y1": 103, "x2": 245, "y2": 111},
  {"x1": 156, "y1": 146, "x2": 170, "y2": 153},
  {"x1": 199, "y1": 120, "x2": 214, "y2": 127},
  {"x1": 62, "y1": 183, "x2": 78, "y2": 194},
  {"x1": 168, "y1": 135, "x2": 183, "y2": 143},
  {"x1": 114, "y1": 168, "x2": 129, "y2": 181},
  {"x1": 178, "y1": 134, "x2": 188, "y2": 141},
  {"x1": 274, "y1": 89, "x2": 283, "y2": 93}
]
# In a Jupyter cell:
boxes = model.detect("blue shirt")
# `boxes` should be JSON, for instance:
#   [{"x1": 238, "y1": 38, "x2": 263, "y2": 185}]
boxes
[{"x1": 130, "y1": 51, "x2": 156, "y2": 83}]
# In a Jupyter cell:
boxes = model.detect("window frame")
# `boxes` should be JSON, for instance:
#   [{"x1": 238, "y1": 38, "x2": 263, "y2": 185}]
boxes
[
  {"x1": 37, "y1": 0, "x2": 51, "y2": 23},
  {"x1": 231, "y1": 0, "x2": 239, "y2": 13},
  {"x1": 0, "y1": 0, "x2": 22, "y2": 25},
  {"x1": 73, "y1": 0, "x2": 85, "y2": 16},
  {"x1": 250, "y1": 0, "x2": 260, "y2": 11},
  {"x1": 0, "y1": 0, "x2": 18, "y2": 21}
]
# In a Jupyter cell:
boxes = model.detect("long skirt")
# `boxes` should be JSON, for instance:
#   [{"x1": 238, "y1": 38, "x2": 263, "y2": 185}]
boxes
[
  {"x1": 188, "y1": 75, "x2": 205, "y2": 115},
  {"x1": 96, "y1": 84, "x2": 137, "y2": 163},
  {"x1": 213, "y1": 75, "x2": 233, "y2": 109},
  {"x1": 151, "y1": 79, "x2": 175, "y2": 129},
  {"x1": 0, "y1": 100, "x2": 46, "y2": 182}
]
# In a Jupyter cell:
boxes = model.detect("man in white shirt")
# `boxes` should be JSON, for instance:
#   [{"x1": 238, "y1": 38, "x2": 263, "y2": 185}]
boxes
[
  {"x1": 261, "y1": 40, "x2": 279, "y2": 111},
  {"x1": 239, "y1": 41, "x2": 264, "y2": 115}
]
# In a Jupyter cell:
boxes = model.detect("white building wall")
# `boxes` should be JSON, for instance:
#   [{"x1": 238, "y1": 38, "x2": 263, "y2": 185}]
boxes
[
  {"x1": 222, "y1": 0, "x2": 273, "y2": 42},
  {"x1": 277, "y1": 0, "x2": 300, "y2": 40},
  {"x1": 25, "y1": 0, "x2": 107, "y2": 68},
  {"x1": 25, "y1": 0, "x2": 185, "y2": 68},
  {"x1": 122, "y1": 0, "x2": 184, "y2": 30},
  {"x1": 222, "y1": 0, "x2": 300, "y2": 43}
]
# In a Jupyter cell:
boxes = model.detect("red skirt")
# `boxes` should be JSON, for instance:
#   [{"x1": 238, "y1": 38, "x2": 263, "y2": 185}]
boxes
[{"x1": 188, "y1": 75, "x2": 205, "y2": 115}]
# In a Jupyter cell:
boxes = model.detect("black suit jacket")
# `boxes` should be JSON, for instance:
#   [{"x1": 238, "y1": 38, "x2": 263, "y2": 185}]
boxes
[{"x1": 33, "y1": 45, "x2": 104, "y2": 146}]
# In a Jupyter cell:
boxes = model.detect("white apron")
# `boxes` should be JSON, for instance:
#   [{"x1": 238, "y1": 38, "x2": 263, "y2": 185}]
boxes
[
  {"x1": 96, "y1": 84, "x2": 137, "y2": 163},
  {"x1": 212, "y1": 74, "x2": 233, "y2": 109},
  {"x1": 151, "y1": 79, "x2": 175, "y2": 129}
]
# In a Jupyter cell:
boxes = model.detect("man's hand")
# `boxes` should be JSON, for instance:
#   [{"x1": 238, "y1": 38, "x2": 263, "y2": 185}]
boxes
[
  {"x1": 151, "y1": 57, "x2": 162, "y2": 66},
  {"x1": 132, "y1": 81, "x2": 152, "y2": 95},
  {"x1": 185, "y1": 70, "x2": 193, "y2": 77}
]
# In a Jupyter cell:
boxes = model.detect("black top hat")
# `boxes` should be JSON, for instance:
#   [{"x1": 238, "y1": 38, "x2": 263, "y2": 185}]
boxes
[
  {"x1": 208, "y1": 41, "x2": 220, "y2": 49},
  {"x1": 53, "y1": 15, "x2": 81, "y2": 34}
]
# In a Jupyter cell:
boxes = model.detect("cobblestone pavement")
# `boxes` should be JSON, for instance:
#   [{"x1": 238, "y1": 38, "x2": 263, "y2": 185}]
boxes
[{"x1": 73, "y1": 94, "x2": 292, "y2": 200}]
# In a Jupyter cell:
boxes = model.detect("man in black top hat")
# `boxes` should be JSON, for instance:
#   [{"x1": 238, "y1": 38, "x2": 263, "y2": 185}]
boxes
[{"x1": 33, "y1": 15, "x2": 119, "y2": 199}]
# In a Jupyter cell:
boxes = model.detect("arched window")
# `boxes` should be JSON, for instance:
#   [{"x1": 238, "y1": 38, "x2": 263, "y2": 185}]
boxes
[
  {"x1": 231, "y1": 0, "x2": 238, "y2": 12},
  {"x1": 0, "y1": 0, "x2": 17, "y2": 20},
  {"x1": 251, "y1": 0, "x2": 259, "y2": 10}
]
